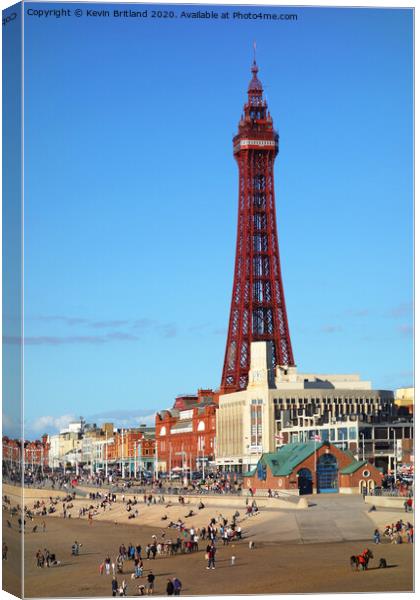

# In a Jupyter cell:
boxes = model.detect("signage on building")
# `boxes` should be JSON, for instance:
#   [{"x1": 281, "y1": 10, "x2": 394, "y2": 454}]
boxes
[
  {"x1": 396, "y1": 439, "x2": 403, "y2": 461},
  {"x1": 170, "y1": 424, "x2": 193, "y2": 434},
  {"x1": 179, "y1": 410, "x2": 193, "y2": 420},
  {"x1": 249, "y1": 445, "x2": 263, "y2": 454}
]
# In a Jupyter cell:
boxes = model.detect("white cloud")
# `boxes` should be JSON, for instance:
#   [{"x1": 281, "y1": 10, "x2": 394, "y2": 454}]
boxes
[
  {"x1": 24, "y1": 410, "x2": 157, "y2": 438},
  {"x1": 28, "y1": 414, "x2": 76, "y2": 435}
]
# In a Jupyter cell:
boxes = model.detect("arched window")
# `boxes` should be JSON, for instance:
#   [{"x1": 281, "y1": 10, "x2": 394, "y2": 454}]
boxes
[
  {"x1": 197, "y1": 421, "x2": 205, "y2": 432},
  {"x1": 160, "y1": 426, "x2": 166, "y2": 436}
]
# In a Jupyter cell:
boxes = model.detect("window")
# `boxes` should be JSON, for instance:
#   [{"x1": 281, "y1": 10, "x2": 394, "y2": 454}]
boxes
[
  {"x1": 338, "y1": 428, "x2": 347, "y2": 441},
  {"x1": 374, "y1": 428, "x2": 387, "y2": 440},
  {"x1": 329, "y1": 429, "x2": 336, "y2": 441},
  {"x1": 349, "y1": 427, "x2": 357, "y2": 440},
  {"x1": 250, "y1": 404, "x2": 263, "y2": 447},
  {"x1": 321, "y1": 430, "x2": 329, "y2": 441}
]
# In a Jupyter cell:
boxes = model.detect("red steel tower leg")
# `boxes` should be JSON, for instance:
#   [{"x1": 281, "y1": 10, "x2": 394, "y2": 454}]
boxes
[{"x1": 221, "y1": 59, "x2": 295, "y2": 393}]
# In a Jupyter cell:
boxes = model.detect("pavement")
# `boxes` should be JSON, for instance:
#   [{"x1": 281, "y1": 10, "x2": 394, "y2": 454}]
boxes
[{"x1": 248, "y1": 493, "x2": 406, "y2": 544}]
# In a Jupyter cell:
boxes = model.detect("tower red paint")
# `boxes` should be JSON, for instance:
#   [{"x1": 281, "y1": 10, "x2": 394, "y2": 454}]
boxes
[{"x1": 221, "y1": 59, "x2": 295, "y2": 393}]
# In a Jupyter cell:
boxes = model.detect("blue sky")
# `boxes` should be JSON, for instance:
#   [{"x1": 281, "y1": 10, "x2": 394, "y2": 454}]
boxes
[{"x1": 19, "y1": 2, "x2": 413, "y2": 437}]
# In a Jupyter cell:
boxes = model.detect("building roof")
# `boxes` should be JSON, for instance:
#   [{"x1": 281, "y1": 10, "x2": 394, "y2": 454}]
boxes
[
  {"x1": 260, "y1": 442, "x2": 324, "y2": 476},
  {"x1": 340, "y1": 460, "x2": 367, "y2": 474},
  {"x1": 248, "y1": 442, "x2": 367, "y2": 478}
]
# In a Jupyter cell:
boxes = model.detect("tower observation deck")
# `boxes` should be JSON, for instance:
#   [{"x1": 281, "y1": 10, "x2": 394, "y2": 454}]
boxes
[{"x1": 221, "y1": 59, "x2": 295, "y2": 393}]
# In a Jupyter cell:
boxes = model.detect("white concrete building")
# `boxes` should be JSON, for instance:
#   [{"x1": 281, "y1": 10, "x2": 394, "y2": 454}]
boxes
[{"x1": 216, "y1": 341, "x2": 395, "y2": 472}]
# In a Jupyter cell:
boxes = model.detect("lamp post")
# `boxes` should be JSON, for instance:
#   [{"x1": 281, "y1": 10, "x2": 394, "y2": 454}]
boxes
[
  {"x1": 138, "y1": 438, "x2": 143, "y2": 480},
  {"x1": 390, "y1": 428, "x2": 397, "y2": 477},
  {"x1": 121, "y1": 429, "x2": 125, "y2": 479},
  {"x1": 154, "y1": 438, "x2": 159, "y2": 481},
  {"x1": 105, "y1": 430, "x2": 108, "y2": 479}
]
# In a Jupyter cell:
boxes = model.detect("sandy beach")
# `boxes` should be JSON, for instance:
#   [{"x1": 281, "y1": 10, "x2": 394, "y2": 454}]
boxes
[{"x1": 1, "y1": 485, "x2": 414, "y2": 597}]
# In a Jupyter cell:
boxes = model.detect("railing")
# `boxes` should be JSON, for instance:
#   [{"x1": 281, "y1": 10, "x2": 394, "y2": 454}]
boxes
[
  {"x1": 3, "y1": 476, "x2": 244, "y2": 497},
  {"x1": 369, "y1": 488, "x2": 414, "y2": 498}
]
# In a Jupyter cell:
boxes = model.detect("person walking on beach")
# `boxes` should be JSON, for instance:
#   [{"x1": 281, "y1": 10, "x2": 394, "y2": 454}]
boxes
[
  {"x1": 2, "y1": 543, "x2": 8, "y2": 561},
  {"x1": 119, "y1": 579, "x2": 127, "y2": 596},
  {"x1": 206, "y1": 543, "x2": 216, "y2": 569},
  {"x1": 112, "y1": 577, "x2": 118, "y2": 597},
  {"x1": 166, "y1": 579, "x2": 174, "y2": 596},
  {"x1": 373, "y1": 529, "x2": 381, "y2": 544},
  {"x1": 36, "y1": 549, "x2": 44, "y2": 568},
  {"x1": 147, "y1": 571, "x2": 155, "y2": 595},
  {"x1": 105, "y1": 555, "x2": 111, "y2": 575},
  {"x1": 173, "y1": 577, "x2": 182, "y2": 596}
]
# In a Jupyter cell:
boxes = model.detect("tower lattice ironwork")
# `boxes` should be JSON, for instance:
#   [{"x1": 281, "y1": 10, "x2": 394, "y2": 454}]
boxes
[{"x1": 221, "y1": 59, "x2": 295, "y2": 393}]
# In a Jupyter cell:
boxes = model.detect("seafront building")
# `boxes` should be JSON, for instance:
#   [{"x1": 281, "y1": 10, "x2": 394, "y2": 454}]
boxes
[
  {"x1": 215, "y1": 341, "x2": 411, "y2": 474},
  {"x1": 2, "y1": 435, "x2": 49, "y2": 471},
  {"x1": 155, "y1": 389, "x2": 218, "y2": 473},
  {"x1": 98, "y1": 426, "x2": 156, "y2": 476},
  {"x1": 394, "y1": 387, "x2": 414, "y2": 414},
  {"x1": 52, "y1": 422, "x2": 156, "y2": 475},
  {"x1": 243, "y1": 441, "x2": 384, "y2": 495}
]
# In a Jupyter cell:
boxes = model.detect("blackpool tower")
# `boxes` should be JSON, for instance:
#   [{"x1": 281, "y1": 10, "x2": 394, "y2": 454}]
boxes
[{"x1": 221, "y1": 58, "x2": 295, "y2": 393}]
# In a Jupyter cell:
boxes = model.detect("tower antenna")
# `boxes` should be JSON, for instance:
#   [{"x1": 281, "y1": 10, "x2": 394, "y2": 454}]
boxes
[{"x1": 253, "y1": 40, "x2": 257, "y2": 63}]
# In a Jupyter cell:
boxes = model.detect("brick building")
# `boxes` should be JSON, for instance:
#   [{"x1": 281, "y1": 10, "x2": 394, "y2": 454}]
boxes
[
  {"x1": 244, "y1": 441, "x2": 383, "y2": 495},
  {"x1": 2, "y1": 435, "x2": 49, "y2": 470},
  {"x1": 155, "y1": 389, "x2": 218, "y2": 473},
  {"x1": 2, "y1": 436, "x2": 21, "y2": 465},
  {"x1": 104, "y1": 428, "x2": 156, "y2": 474}
]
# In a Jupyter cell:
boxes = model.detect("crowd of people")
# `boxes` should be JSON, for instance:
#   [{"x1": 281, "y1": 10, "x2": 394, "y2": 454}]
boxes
[
  {"x1": 3, "y1": 465, "x2": 414, "y2": 596},
  {"x1": 91, "y1": 501, "x2": 250, "y2": 595},
  {"x1": 373, "y1": 520, "x2": 414, "y2": 545},
  {"x1": 35, "y1": 548, "x2": 60, "y2": 568}
]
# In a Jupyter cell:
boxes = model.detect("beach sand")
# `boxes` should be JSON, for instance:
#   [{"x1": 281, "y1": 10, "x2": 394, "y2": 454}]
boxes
[{"x1": 2, "y1": 508, "x2": 414, "y2": 597}]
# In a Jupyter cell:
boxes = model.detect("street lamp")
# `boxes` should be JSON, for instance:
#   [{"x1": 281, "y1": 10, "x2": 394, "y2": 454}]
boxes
[
  {"x1": 137, "y1": 439, "x2": 143, "y2": 480},
  {"x1": 121, "y1": 429, "x2": 125, "y2": 479},
  {"x1": 390, "y1": 428, "x2": 397, "y2": 477},
  {"x1": 360, "y1": 432, "x2": 365, "y2": 462}
]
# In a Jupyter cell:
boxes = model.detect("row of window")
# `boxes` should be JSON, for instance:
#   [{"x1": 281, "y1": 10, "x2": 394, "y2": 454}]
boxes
[
  {"x1": 274, "y1": 397, "x2": 383, "y2": 405},
  {"x1": 289, "y1": 428, "x2": 358, "y2": 443}
]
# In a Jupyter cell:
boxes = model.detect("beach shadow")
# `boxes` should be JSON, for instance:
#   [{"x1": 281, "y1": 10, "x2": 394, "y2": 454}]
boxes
[{"x1": 368, "y1": 564, "x2": 398, "y2": 570}]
